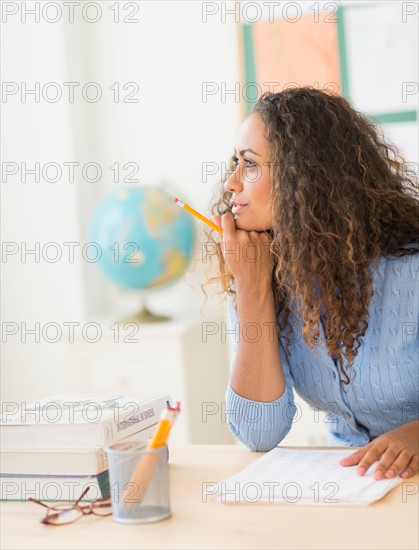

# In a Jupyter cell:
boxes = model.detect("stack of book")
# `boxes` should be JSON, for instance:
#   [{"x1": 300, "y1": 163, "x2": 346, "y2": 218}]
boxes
[{"x1": 0, "y1": 393, "x2": 170, "y2": 501}]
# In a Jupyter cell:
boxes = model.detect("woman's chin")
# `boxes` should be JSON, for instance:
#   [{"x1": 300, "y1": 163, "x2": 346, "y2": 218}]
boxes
[
  {"x1": 232, "y1": 216, "x2": 249, "y2": 230},
  {"x1": 234, "y1": 217, "x2": 270, "y2": 232}
]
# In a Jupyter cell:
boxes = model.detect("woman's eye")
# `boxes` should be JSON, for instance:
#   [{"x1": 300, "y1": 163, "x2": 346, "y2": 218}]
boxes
[{"x1": 231, "y1": 155, "x2": 255, "y2": 168}]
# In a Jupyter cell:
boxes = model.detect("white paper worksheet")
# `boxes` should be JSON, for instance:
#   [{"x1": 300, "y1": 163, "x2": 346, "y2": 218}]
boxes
[{"x1": 215, "y1": 448, "x2": 403, "y2": 506}]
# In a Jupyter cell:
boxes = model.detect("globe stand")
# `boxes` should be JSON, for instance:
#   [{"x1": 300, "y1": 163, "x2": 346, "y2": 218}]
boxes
[{"x1": 120, "y1": 304, "x2": 171, "y2": 324}]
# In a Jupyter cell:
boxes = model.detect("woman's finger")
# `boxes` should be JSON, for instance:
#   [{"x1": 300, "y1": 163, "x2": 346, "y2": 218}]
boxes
[
  {"x1": 219, "y1": 213, "x2": 239, "y2": 268},
  {"x1": 382, "y1": 450, "x2": 414, "y2": 478},
  {"x1": 220, "y1": 212, "x2": 236, "y2": 238},
  {"x1": 356, "y1": 444, "x2": 386, "y2": 476},
  {"x1": 373, "y1": 447, "x2": 402, "y2": 479},
  {"x1": 212, "y1": 215, "x2": 221, "y2": 227},
  {"x1": 400, "y1": 454, "x2": 419, "y2": 479},
  {"x1": 339, "y1": 446, "x2": 370, "y2": 467}
]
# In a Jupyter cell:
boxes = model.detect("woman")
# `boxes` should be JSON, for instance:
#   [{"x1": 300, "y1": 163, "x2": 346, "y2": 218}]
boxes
[{"x1": 205, "y1": 87, "x2": 419, "y2": 480}]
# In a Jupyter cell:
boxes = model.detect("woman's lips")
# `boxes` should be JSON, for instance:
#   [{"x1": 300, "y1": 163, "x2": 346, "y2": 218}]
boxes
[{"x1": 231, "y1": 203, "x2": 248, "y2": 214}]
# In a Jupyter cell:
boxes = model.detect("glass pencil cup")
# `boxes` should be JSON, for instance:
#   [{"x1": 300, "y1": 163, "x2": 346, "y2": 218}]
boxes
[{"x1": 105, "y1": 440, "x2": 171, "y2": 524}]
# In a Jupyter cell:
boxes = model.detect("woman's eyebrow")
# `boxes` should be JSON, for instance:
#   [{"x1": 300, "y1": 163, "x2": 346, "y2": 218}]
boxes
[{"x1": 234, "y1": 148, "x2": 261, "y2": 157}]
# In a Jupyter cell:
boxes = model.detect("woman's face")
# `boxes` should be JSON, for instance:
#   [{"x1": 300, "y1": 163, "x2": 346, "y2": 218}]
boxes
[{"x1": 224, "y1": 112, "x2": 273, "y2": 232}]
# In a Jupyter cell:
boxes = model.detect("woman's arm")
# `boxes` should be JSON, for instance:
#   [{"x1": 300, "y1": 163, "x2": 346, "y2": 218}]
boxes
[
  {"x1": 220, "y1": 212, "x2": 287, "y2": 402},
  {"x1": 225, "y1": 287, "x2": 296, "y2": 451},
  {"x1": 231, "y1": 280, "x2": 286, "y2": 401},
  {"x1": 219, "y1": 213, "x2": 296, "y2": 451}
]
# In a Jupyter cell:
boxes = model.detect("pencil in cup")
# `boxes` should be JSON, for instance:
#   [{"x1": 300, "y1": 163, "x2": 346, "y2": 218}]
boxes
[
  {"x1": 173, "y1": 197, "x2": 223, "y2": 234},
  {"x1": 121, "y1": 402, "x2": 181, "y2": 507}
]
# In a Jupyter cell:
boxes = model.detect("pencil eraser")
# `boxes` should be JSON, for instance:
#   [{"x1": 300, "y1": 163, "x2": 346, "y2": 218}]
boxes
[{"x1": 173, "y1": 197, "x2": 178, "y2": 203}]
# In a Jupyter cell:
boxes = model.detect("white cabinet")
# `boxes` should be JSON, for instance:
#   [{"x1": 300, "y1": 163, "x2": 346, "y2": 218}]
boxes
[{"x1": 66, "y1": 315, "x2": 235, "y2": 445}]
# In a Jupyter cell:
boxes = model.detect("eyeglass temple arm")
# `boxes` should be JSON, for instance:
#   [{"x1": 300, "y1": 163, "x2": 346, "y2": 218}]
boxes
[
  {"x1": 28, "y1": 486, "x2": 90, "y2": 508},
  {"x1": 75, "y1": 486, "x2": 90, "y2": 505},
  {"x1": 28, "y1": 498, "x2": 50, "y2": 509}
]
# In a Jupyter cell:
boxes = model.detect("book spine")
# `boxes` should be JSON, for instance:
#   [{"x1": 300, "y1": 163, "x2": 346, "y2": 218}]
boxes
[
  {"x1": 0, "y1": 471, "x2": 110, "y2": 502},
  {"x1": 96, "y1": 448, "x2": 108, "y2": 473},
  {"x1": 99, "y1": 395, "x2": 169, "y2": 446},
  {"x1": 0, "y1": 448, "x2": 108, "y2": 477},
  {"x1": 0, "y1": 423, "x2": 158, "y2": 476}
]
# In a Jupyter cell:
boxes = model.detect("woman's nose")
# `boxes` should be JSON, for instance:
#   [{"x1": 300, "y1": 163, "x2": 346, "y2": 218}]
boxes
[{"x1": 223, "y1": 166, "x2": 243, "y2": 194}]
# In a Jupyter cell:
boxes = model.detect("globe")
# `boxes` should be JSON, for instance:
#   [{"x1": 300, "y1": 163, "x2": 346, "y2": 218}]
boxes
[{"x1": 89, "y1": 186, "x2": 196, "y2": 322}]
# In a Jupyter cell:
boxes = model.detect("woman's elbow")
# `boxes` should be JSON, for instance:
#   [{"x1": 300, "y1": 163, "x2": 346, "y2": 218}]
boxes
[{"x1": 227, "y1": 416, "x2": 294, "y2": 452}]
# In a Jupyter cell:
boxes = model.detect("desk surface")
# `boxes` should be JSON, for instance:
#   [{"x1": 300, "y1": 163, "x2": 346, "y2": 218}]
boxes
[{"x1": 1, "y1": 445, "x2": 418, "y2": 550}]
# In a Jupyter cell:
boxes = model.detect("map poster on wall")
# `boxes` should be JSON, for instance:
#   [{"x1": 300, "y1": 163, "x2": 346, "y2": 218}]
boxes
[{"x1": 239, "y1": 1, "x2": 418, "y2": 163}]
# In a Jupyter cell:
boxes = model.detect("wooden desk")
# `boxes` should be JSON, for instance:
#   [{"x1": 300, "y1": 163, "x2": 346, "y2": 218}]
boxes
[{"x1": 1, "y1": 445, "x2": 418, "y2": 550}]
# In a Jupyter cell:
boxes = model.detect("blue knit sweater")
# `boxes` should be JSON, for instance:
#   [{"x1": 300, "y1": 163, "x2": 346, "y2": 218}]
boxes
[{"x1": 225, "y1": 250, "x2": 419, "y2": 451}]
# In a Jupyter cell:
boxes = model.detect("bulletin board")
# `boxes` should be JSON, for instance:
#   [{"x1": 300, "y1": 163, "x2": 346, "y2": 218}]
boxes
[{"x1": 239, "y1": 1, "x2": 418, "y2": 163}]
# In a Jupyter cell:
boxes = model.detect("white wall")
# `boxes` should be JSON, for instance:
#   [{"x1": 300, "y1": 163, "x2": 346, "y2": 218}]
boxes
[
  {"x1": 1, "y1": 1, "x2": 239, "y2": 404},
  {"x1": 1, "y1": 12, "x2": 86, "y2": 402}
]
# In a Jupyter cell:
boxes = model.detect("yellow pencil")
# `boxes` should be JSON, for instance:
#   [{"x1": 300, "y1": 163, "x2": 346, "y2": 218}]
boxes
[
  {"x1": 122, "y1": 402, "x2": 181, "y2": 506},
  {"x1": 173, "y1": 197, "x2": 223, "y2": 234},
  {"x1": 145, "y1": 401, "x2": 180, "y2": 450}
]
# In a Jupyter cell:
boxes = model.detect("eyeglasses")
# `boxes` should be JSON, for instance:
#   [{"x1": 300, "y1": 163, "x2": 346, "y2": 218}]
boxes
[{"x1": 28, "y1": 486, "x2": 112, "y2": 525}]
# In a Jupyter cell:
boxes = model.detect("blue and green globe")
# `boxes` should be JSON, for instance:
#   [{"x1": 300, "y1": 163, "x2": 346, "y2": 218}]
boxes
[{"x1": 89, "y1": 186, "x2": 195, "y2": 307}]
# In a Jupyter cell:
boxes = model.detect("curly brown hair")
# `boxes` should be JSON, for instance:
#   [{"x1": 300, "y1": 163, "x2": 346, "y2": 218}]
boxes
[{"x1": 201, "y1": 86, "x2": 419, "y2": 385}]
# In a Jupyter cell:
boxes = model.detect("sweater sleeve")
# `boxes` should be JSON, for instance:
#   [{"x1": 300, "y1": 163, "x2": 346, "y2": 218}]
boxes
[{"x1": 224, "y1": 293, "x2": 297, "y2": 451}]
